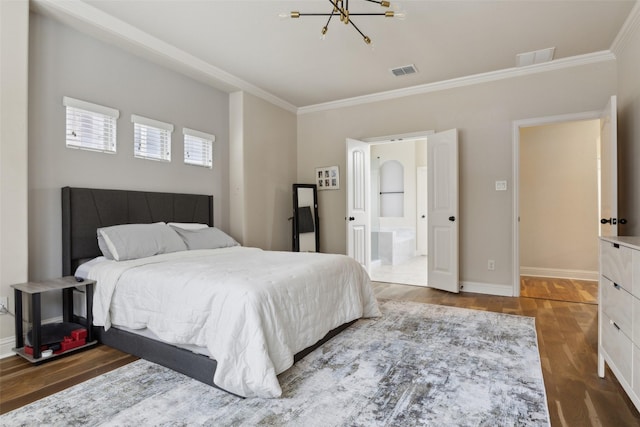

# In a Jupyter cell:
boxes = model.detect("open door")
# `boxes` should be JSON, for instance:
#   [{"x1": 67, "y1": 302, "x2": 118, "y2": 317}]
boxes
[
  {"x1": 427, "y1": 129, "x2": 459, "y2": 293},
  {"x1": 346, "y1": 138, "x2": 371, "y2": 270},
  {"x1": 416, "y1": 166, "x2": 428, "y2": 256},
  {"x1": 599, "y1": 95, "x2": 619, "y2": 237}
]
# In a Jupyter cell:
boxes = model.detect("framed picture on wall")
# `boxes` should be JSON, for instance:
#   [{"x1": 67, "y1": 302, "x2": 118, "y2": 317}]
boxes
[{"x1": 315, "y1": 166, "x2": 339, "y2": 190}]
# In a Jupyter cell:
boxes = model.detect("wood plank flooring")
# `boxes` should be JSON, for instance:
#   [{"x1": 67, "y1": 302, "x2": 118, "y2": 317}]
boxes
[
  {"x1": 1, "y1": 280, "x2": 639, "y2": 427},
  {"x1": 0, "y1": 344, "x2": 137, "y2": 414},
  {"x1": 521, "y1": 275, "x2": 599, "y2": 305}
]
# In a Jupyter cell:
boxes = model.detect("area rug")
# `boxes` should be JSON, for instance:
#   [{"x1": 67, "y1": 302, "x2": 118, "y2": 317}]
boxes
[{"x1": 2, "y1": 300, "x2": 550, "y2": 426}]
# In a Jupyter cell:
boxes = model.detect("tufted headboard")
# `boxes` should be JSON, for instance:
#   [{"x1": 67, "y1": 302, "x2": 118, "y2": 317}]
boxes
[{"x1": 61, "y1": 187, "x2": 213, "y2": 276}]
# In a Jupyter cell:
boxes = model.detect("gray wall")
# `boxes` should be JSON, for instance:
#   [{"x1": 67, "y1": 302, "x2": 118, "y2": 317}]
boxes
[
  {"x1": 229, "y1": 91, "x2": 297, "y2": 251},
  {"x1": 0, "y1": 0, "x2": 29, "y2": 349},
  {"x1": 298, "y1": 61, "x2": 617, "y2": 294},
  {"x1": 616, "y1": 9, "x2": 640, "y2": 237},
  {"x1": 28, "y1": 13, "x2": 230, "y2": 295}
]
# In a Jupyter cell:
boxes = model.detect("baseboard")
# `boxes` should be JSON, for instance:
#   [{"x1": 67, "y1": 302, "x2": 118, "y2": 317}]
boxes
[
  {"x1": 460, "y1": 281, "x2": 515, "y2": 297},
  {"x1": 0, "y1": 335, "x2": 16, "y2": 359},
  {"x1": 520, "y1": 267, "x2": 598, "y2": 281}
]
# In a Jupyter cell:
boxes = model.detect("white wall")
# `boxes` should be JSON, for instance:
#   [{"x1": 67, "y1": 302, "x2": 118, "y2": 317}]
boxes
[
  {"x1": 298, "y1": 61, "x2": 617, "y2": 293},
  {"x1": 372, "y1": 141, "x2": 416, "y2": 229},
  {"x1": 0, "y1": 0, "x2": 29, "y2": 354},
  {"x1": 519, "y1": 120, "x2": 600, "y2": 278},
  {"x1": 616, "y1": 6, "x2": 640, "y2": 236},
  {"x1": 28, "y1": 13, "x2": 230, "y2": 315}
]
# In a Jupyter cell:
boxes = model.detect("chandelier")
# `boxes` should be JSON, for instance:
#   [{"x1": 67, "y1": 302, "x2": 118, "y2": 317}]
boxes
[{"x1": 280, "y1": 0, "x2": 405, "y2": 45}]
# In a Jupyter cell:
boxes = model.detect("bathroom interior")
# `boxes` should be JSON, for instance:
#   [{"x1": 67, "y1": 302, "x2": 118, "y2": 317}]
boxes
[{"x1": 370, "y1": 139, "x2": 428, "y2": 286}]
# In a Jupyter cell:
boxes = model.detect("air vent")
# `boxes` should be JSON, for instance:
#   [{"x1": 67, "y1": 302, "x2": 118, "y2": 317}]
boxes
[
  {"x1": 516, "y1": 47, "x2": 555, "y2": 67},
  {"x1": 390, "y1": 64, "x2": 418, "y2": 77}
]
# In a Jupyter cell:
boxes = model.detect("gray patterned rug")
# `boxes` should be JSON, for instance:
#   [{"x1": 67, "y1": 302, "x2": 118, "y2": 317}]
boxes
[{"x1": 2, "y1": 300, "x2": 550, "y2": 426}]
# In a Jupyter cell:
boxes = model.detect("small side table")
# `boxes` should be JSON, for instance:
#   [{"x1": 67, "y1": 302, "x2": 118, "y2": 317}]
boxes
[{"x1": 12, "y1": 276, "x2": 97, "y2": 363}]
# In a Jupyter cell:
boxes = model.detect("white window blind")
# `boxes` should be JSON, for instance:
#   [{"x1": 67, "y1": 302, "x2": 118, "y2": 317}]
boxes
[
  {"x1": 131, "y1": 114, "x2": 173, "y2": 162},
  {"x1": 63, "y1": 96, "x2": 119, "y2": 153},
  {"x1": 183, "y1": 128, "x2": 214, "y2": 168}
]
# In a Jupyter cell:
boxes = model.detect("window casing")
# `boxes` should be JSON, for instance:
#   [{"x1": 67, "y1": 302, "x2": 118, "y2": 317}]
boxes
[
  {"x1": 131, "y1": 114, "x2": 173, "y2": 162},
  {"x1": 183, "y1": 128, "x2": 214, "y2": 169},
  {"x1": 64, "y1": 96, "x2": 118, "y2": 153}
]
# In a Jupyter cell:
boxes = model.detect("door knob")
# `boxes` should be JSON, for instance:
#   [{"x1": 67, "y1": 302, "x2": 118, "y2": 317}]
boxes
[
  {"x1": 601, "y1": 218, "x2": 617, "y2": 225},
  {"x1": 619, "y1": 218, "x2": 628, "y2": 225},
  {"x1": 448, "y1": 216, "x2": 456, "y2": 222},
  {"x1": 421, "y1": 215, "x2": 426, "y2": 218},
  {"x1": 347, "y1": 216, "x2": 355, "y2": 221}
]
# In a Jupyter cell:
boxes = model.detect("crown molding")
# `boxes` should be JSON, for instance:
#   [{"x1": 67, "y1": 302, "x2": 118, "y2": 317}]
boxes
[
  {"x1": 611, "y1": 0, "x2": 640, "y2": 57},
  {"x1": 30, "y1": 0, "x2": 298, "y2": 114},
  {"x1": 297, "y1": 51, "x2": 616, "y2": 115},
  {"x1": 29, "y1": 0, "x2": 624, "y2": 117}
]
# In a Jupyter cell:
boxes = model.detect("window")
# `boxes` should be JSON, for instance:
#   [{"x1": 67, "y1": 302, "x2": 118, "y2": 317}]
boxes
[
  {"x1": 183, "y1": 128, "x2": 214, "y2": 168},
  {"x1": 131, "y1": 114, "x2": 173, "y2": 162},
  {"x1": 64, "y1": 96, "x2": 118, "y2": 153}
]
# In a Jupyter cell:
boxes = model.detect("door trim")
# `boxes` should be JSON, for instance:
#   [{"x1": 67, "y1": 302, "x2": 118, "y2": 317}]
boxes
[{"x1": 511, "y1": 110, "x2": 601, "y2": 297}]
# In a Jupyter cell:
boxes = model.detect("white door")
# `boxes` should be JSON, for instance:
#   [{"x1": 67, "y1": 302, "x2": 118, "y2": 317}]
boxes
[
  {"x1": 416, "y1": 166, "x2": 428, "y2": 256},
  {"x1": 346, "y1": 138, "x2": 371, "y2": 270},
  {"x1": 599, "y1": 95, "x2": 618, "y2": 237},
  {"x1": 427, "y1": 129, "x2": 459, "y2": 293}
]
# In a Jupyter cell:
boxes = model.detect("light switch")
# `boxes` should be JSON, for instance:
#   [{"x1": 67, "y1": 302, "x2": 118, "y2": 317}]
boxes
[{"x1": 495, "y1": 180, "x2": 507, "y2": 191}]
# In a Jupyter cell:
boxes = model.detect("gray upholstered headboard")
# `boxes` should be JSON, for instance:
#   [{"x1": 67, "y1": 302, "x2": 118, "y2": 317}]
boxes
[{"x1": 61, "y1": 187, "x2": 213, "y2": 276}]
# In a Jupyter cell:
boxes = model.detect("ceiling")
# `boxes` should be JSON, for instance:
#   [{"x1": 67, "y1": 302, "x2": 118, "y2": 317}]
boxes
[{"x1": 32, "y1": 0, "x2": 637, "y2": 111}]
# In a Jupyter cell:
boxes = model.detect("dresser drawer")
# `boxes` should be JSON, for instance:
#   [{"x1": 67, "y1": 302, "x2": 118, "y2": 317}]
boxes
[
  {"x1": 601, "y1": 241, "x2": 632, "y2": 292},
  {"x1": 602, "y1": 313, "x2": 633, "y2": 382},
  {"x1": 634, "y1": 296, "x2": 640, "y2": 345},
  {"x1": 601, "y1": 276, "x2": 633, "y2": 335},
  {"x1": 634, "y1": 344, "x2": 640, "y2": 396},
  {"x1": 633, "y1": 250, "x2": 640, "y2": 297}
]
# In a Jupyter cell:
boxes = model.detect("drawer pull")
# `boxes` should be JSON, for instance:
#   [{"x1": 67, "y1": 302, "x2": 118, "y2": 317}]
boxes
[{"x1": 610, "y1": 320, "x2": 621, "y2": 331}]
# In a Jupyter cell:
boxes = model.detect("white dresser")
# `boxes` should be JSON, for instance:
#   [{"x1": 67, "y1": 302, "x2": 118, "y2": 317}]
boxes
[{"x1": 598, "y1": 236, "x2": 640, "y2": 411}]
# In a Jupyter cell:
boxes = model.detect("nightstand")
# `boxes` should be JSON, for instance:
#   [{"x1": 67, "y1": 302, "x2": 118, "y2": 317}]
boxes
[{"x1": 12, "y1": 276, "x2": 97, "y2": 363}]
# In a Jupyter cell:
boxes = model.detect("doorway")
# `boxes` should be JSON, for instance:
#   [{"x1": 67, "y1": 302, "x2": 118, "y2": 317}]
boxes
[
  {"x1": 369, "y1": 138, "x2": 428, "y2": 286},
  {"x1": 347, "y1": 129, "x2": 459, "y2": 293},
  {"x1": 518, "y1": 119, "x2": 600, "y2": 303}
]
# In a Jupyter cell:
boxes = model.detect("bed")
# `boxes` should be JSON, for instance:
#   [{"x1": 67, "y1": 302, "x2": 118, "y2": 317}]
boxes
[{"x1": 61, "y1": 187, "x2": 379, "y2": 398}]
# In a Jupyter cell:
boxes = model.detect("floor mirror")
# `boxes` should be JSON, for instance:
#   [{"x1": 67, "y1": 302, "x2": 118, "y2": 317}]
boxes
[{"x1": 292, "y1": 184, "x2": 319, "y2": 252}]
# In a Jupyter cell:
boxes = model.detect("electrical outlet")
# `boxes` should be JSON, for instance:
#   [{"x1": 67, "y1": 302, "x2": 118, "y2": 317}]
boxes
[
  {"x1": 0, "y1": 296, "x2": 8, "y2": 314},
  {"x1": 488, "y1": 260, "x2": 495, "y2": 271}
]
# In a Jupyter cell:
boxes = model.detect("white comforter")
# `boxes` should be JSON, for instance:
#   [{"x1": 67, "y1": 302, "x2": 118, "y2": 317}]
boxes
[{"x1": 89, "y1": 247, "x2": 380, "y2": 398}]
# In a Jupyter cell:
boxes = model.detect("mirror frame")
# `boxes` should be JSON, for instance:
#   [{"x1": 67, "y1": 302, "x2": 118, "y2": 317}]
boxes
[{"x1": 292, "y1": 184, "x2": 320, "y2": 252}]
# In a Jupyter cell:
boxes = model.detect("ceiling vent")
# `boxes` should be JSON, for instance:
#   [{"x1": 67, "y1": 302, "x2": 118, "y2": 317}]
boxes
[
  {"x1": 516, "y1": 47, "x2": 555, "y2": 67},
  {"x1": 391, "y1": 64, "x2": 418, "y2": 77}
]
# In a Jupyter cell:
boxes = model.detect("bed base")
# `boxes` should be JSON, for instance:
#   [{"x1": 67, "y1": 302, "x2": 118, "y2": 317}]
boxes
[{"x1": 97, "y1": 320, "x2": 356, "y2": 397}]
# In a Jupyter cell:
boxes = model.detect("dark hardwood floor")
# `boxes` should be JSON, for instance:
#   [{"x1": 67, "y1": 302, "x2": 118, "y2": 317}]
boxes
[{"x1": 1, "y1": 279, "x2": 639, "y2": 427}]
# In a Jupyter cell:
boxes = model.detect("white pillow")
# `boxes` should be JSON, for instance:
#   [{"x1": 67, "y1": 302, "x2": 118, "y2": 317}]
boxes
[
  {"x1": 74, "y1": 256, "x2": 107, "y2": 279},
  {"x1": 97, "y1": 222, "x2": 187, "y2": 261},
  {"x1": 169, "y1": 226, "x2": 239, "y2": 250},
  {"x1": 167, "y1": 222, "x2": 209, "y2": 230}
]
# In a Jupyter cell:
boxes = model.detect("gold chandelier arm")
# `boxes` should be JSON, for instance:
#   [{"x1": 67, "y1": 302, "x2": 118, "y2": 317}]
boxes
[{"x1": 346, "y1": 18, "x2": 372, "y2": 44}]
